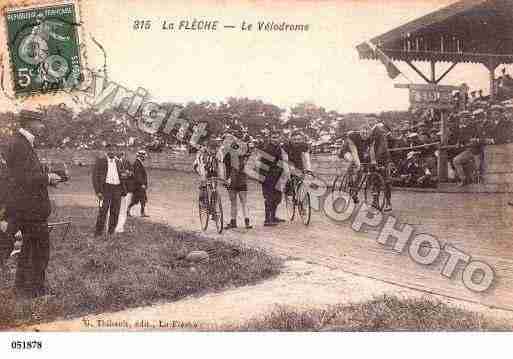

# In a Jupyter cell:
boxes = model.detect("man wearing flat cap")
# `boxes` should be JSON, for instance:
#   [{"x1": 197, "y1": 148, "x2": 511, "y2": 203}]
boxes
[{"x1": 2, "y1": 110, "x2": 61, "y2": 298}]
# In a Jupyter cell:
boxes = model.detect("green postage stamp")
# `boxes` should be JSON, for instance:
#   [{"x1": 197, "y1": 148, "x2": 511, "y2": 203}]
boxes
[{"x1": 5, "y1": 2, "x2": 82, "y2": 97}]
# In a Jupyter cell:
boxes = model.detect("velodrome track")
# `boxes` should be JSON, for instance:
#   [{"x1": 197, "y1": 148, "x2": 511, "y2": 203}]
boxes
[{"x1": 53, "y1": 167, "x2": 513, "y2": 312}]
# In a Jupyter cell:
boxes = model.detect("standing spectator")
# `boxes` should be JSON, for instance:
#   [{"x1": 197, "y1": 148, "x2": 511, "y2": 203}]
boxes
[
  {"x1": 258, "y1": 130, "x2": 285, "y2": 226},
  {"x1": 453, "y1": 112, "x2": 484, "y2": 186},
  {"x1": 115, "y1": 152, "x2": 134, "y2": 233},
  {"x1": 128, "y1": 150, "x2": 149, "y2": 217},
  {"x1": 459, "y1": 83, "x2": 469, "y2": 110},
  {"x1": 469, "y1": 91, "x2": 477, "y2": 106},
  {"x1": 219, "y1": 133, "x2": 253, "y2": 230},
  {"x1": 3, "y1": 110, "x2": 61, "y2": 298},
  {"x1": 92, "y1": 144, "x2": 126, "y2": 237}
]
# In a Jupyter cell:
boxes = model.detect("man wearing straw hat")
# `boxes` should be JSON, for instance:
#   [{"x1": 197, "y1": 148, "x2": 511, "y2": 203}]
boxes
[
  {"x1": 128, "y1": 150, "x2": 149, "y2": 217},
  {"x1": 2, "y1": 109, "x2": 61, "y2": 298}
]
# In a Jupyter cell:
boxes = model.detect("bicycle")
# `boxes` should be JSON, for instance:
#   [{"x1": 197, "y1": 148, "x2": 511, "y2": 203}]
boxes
[
  {"x1": 284, "y1": 172, "x2": 312, "y2": 226},
  {"x1": 332, "y1": 162, "x2": 387, "y2": 212},
  {"x1": 198, "y1": 176, "x2": 225, "y2": 234}
]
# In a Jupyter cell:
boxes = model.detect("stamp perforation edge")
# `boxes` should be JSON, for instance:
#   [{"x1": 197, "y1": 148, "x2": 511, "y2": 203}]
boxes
[{"x1": 0, "y1": 0, "x2": 88, "y2": 104}]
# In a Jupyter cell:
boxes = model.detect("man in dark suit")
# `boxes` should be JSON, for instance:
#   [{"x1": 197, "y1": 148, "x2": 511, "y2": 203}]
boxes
[
  {"x1": 128, "y1": 150, "x2": 149, "y2": 217},
  {"x1": 259, "y1": 130, "x2": 285, "y2": 226},
  {"x1": 3, "y1": 110, "x2": 61, "y2": 298},
  {"x1": 92, "y1": 145, "x2": 126, "y2": 236}
]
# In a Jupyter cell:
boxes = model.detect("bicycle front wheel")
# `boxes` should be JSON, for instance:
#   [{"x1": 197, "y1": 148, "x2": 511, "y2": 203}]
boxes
[
  {"x1": 198, "y1": 192, "x2": 209, "y2": 231},
  {"x1": 363, "y1": 172, "x2": 386, "y2": 212},
  {"x1": 285, "y1": 188, "x2": 296, "y2": 222},
  {"x1": 211, "y1": 192, "x2": 224, "y2": 234},
  {"x1": 297, "y1": 184, "x2": 311, "y2": 226}
]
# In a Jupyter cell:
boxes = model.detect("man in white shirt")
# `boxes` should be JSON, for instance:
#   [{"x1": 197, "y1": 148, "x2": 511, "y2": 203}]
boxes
[{"x1": 92, "y1": 145, "x2": 126, "y2": 236}]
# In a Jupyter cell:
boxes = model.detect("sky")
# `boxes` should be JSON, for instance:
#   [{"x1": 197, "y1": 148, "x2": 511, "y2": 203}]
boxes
[{"x1": 0, "y1": 0, "x2": 504, "y2": 114}]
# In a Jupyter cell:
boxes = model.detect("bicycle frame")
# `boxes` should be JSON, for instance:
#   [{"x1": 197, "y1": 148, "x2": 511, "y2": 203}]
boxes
[
  {"x1": 348, "y1": 163, "x2": 386, "y2": 190},
  {"x1": 286, "y1": 173, "x2": 312, "y2": 225},
  {"x1": 199, "y1": 177, "x2": 225, "y2": 233}
]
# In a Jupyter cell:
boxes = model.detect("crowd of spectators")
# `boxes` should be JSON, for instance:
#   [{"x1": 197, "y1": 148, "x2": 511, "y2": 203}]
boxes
[{"x1": 385, "y1": 68, "x2": 513, "y2": 188}]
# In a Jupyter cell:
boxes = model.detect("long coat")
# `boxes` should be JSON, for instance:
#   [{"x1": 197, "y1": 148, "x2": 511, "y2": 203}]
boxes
[
  {"x1": 3, "y1": 132, "x2": 51, "y2": 223},
  {"x1": 132, "y1": 159, "x2": 147, "y2": 189}
]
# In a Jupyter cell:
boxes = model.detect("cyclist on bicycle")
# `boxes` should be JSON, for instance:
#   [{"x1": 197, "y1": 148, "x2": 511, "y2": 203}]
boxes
[
  {"x1": 283, "y1": 131, "x2": 314, "y2": 215},
  {"x1": 339, "y1": 118, "x2": 393, "y2": 211},
  {"x1": 193, "y1": 139, "x2": 219, "y2": 205},
  {"x1": 283, "y1": 130, "x2": 314, "y2": 181}
]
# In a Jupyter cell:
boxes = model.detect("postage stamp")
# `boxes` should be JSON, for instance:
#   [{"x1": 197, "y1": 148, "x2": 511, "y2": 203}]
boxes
[
  {"x1": 1, "y1": 0, "x2": 513, "y2": 355},
  {"x1": 4, "y1": 2, "x2": 82, "y2": 97}
]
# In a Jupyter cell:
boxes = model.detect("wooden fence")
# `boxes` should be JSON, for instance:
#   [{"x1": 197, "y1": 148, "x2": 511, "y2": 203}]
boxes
[{"x1": 38, "y1": 143, "x2": 513, "y2": 193}]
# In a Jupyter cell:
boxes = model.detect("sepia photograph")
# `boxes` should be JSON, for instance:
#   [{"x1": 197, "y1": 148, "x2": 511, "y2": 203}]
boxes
[{"x1": 0, "y1": 0, "x2": 512, "y2": 356}]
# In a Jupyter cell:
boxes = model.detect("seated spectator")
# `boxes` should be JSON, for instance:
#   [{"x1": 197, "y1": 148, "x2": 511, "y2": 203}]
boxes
[
  {"x1": 398, "y1": 151, "x2": 423, "y2": 187},
  {"x1": 146, "y1": 138, "x2": 164, "y2": 152},
  {"x1": 501, "y1": 68, "x2": 513, "y2": 85},
  {"x1": 417, "y1": 157, "x2": 437, "y2": 188},
  {"x1": 490, "y1": 104, "x2": 512, "y2": 144},
  {"x1": 478, "y1": 110, "x2": 495, "y2": 143},
  {"x1": 417, "y1": 124, "x2": 430, "y2": 144},
  {"x1": 407, "y1": 132, "x2": 421, "y2": 147}
]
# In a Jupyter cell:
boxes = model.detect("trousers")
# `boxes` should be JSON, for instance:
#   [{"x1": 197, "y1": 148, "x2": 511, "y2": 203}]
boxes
[
  {"x1": 15, "y1": 222, "x2": 49, "y2": 297},
  {"x1": 262, "y1": 183, "x2": 282, "y2": 222}
]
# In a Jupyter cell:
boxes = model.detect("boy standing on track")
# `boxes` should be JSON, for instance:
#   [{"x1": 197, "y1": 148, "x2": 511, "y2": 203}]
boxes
[{"x1": 219, "y1": 132, "x2": 253, "y2": 230}]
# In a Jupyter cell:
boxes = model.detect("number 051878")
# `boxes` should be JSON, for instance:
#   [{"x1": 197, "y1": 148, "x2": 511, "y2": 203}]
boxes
[{"x1": 11, "y1": 340, "x2": 43, "y2": 350}]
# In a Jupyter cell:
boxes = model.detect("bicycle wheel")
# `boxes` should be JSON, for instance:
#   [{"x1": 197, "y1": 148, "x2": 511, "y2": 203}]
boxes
[
  {"x1": 363, "y1": 172, "x2": 386, "y2": 212},
  {"x1": 285, "y1": 186, "x2": 296, "y2": 222},
  {"x1": 297, "y1": 183, "x2": 312, "y2": 226},
  {"x1": 198, "y1": 190, "x2": 209, "y2": 231},
  {"x1": 211, "y1": 192, "x2": 224, "y2": 234}
]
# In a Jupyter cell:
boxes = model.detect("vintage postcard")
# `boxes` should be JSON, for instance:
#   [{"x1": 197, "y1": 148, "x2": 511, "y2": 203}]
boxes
[{"x1": 0, "y1": 0, "x2": 512, "y2": 355}]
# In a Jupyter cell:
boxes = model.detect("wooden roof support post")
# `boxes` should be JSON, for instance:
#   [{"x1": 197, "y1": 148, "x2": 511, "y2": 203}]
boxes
[
  {"x1": 485, "y1": 59, "x2": 499, "y2": 101},
  {"x1": 430, "y1": 60, "x2": 436, "y2": 83},
  {"x1": 437, "y1": 111, "x2": 449, "y2": 183}
]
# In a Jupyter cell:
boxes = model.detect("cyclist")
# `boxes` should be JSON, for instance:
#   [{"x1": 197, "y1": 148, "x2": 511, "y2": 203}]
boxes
[
  {"x1": 339, "y1": 119, "x2": 393, "y2": 211},
  {"x1": 283, "y1": 130, "x2": 314, "y2": 190},
  {"x1": 193, "y1": 139, "x2": 219, "y2": 206}
]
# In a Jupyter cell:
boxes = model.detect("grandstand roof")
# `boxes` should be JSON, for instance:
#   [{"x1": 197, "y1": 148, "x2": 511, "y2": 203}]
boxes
[{"x1": 356, "y1": 0, "x2": 513, "y2": 65}]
